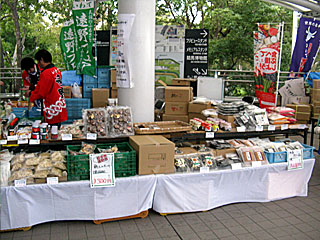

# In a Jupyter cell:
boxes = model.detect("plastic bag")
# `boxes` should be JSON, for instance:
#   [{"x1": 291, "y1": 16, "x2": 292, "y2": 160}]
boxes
[{"x1": 71, "y1": 83, "x2": 82, "y2": 98}]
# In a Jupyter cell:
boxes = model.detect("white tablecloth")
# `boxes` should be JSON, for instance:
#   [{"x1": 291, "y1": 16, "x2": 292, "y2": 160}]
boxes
[
  {"x1": 0, "y1": 175, "x2": 157, "y2": 230},
  {"x1": 153, "y1": 159, "x2": 315, "y2": 214}
]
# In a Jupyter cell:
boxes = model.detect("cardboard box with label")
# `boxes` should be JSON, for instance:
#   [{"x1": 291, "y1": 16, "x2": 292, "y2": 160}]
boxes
[
  {"x1": 286, "y1": 104, "x2": 311, "y2": 113},
  {"x1": 170, "y1": 78, "x2": 196, "y2": 86},
  {"x1": 63, "y1": 86, "x2": 72, "y2": 98},
  {"x1": 163, "y1": 114, "x2": 189, "y2": 123},
  {"x1": 110, "y1": 69, "x2": 116, "y2": 83},
  {"x1": 165, "y1": 87, "x2": 193, "y2": 102},
  {"x1": 92, "y1": 88, "x2": 109, "y2": 108},
  {"x1": 313, "y1": 79, "x2": 320, "y2": 89},
  {"x1": 288, "y1": 96, "x2": 310, "y2": 104},
  {"x1": 312, "y1": 89, "x2": 320, "y2": 99},
  {"x1": 129, "y1": 135, "x2": 175, "y2": 175},
  {"x1": 188, "y1": 102, "x2": 212, "y2": 113},
  {"x1": 295, "y1": 112, "x2": 310, "y2": 121},
  {"x1": 165, "y1": 102, "x2": 188, "y2": 115},
  {"x1": 188, "y1": 113, "x2": 206, "y2": 121}
]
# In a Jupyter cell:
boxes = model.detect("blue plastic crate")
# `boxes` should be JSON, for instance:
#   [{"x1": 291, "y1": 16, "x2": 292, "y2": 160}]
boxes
[
  {"x1": 264, "y1": 151, "x2": 287, "y2": 163},
  {"x1": 65, "y1": 98, "x2": 91, "y2": 121},
  {"x1": 12, "y1": 107, "x2": 27, "y2": 118},
  {"x1": 28, "y1": 107, "x2": 42, "y2": 118},
  {"x1": 83, "y1": 74, "x2": 98, "y2": 84},
  {"x1": 61, "y1": 70, "x2": 82, "y2": 86},
  {"x1": 97, "y1": 82, "x2": 109, "y2": 88},
  {"x1": 301, "y1": 144, "x2": 315, "y2": 159},
  {"x1": 83, "y1": 83, "x2": 97, "y2": 98},
  {"x1": 97, "y1": 68, "x2": 110, "y2": 81}
]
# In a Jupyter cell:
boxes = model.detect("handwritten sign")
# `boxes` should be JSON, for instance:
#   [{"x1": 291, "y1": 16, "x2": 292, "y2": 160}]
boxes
[
  {"x1": 90, "y1": 153, "x2": 115, "y2": 188},
  {"x1": 47, "y1": 177, "x2": 59, "y2": 185},
  {"x1": 287, "y1": 149, "x2": 303, "y2": 171},
  {"x1": 86, "y1": 133, "x2": 97, "y2": 140},
  {"x1": 14, "y1": 179, "x2": 26, "y2": 187}
]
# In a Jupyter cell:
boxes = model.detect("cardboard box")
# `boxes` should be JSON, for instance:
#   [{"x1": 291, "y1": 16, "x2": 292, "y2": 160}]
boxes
[
  {"x1": 110, "y1": 69, "x2": 116, "y2": 83},
  {"x1": 188, "y1": 102, "x2": 212, "y2": 113},
  {"x1": 288, "y1": 96, "x2": 310, "y2": 104},
  {"x1": 313, "y1": 113, "x2": 320, "y2": 118},
  {"x1": 188, "y1": 113, "x2": 206, "y2": 121},
  {"x1": 313, "y1": 79, "x2": 320, "y2": 89},
  {"x1": 165, "y1": 87, "x2": 193, "y2": 102},
  {"x1": 111, "y1": 89, "x2": 118, "y2": 98},
  {"x1": 111, "y1": 82, "x2": 118, "y2": 89},
  {"x1": 163, "y1": 114, "x2": 189, "y2": 123},
  {"x1": 165, "y1": 102, "x2": 188, "y2": 115},
  {"x1": 313, "y1": 105, "x2": 320, "y2": 114},
  {"x1": 296, "y1": 120, "x2": 309, "y2": 124},
  {"x1": 295, "y1": 112, "x2": 310, "y2": 121},
  {"x1": 170, "y1": 78, "x2": 196, "y2": 86},
  {"x1": 312, "y1": 89, "x2": 320, "y2": 99},
  {"x1": 63, "y1": 86, "x2": 72, "y2": 98},
  {"x1": 129, "y1": 135, "x2": 175, "y2": 175},
  {"x1": 214, "y1": 148, "x2": 236, "y2": 157},
  {"x1": 286, "y1": 104, "x2": 311, "y2": 113},
  {"x1": 92, "y1": 88, "x2": 109, "y2": 107}
]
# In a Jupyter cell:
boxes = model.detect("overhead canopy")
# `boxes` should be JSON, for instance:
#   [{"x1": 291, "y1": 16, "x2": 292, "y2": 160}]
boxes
[{"x1": 262, "y1": 0, "x2": 320, "y2": 17}]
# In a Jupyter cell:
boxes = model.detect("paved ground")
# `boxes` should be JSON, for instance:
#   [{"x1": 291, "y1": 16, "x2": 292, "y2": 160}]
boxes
[{"x1": 1, "y1": 133, "x2": 320, "y2": 240}]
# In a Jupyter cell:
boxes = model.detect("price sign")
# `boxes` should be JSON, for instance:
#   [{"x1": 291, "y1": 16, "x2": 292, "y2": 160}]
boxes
[
  {"x1": 200, "y1": 167, "x2": 210, "y2": 173},
  {"x1": 14, "y1": 179, "x2": 26, "y2": 187},
  {"x1": 281, "y1": 124, "x2": 288, "y2": 130},
  {"x1": 86, "y1": 133, "x2": 97, "y2": 140},
  {"x1": 62, "y1": 134, "x2": 72, "y2": 141},
  {"x1": 268, "y1": 125, "x2": 276, "y2": 131},
  {"x1": 18, "y1": 139, "x2": 28, "y2": 145},
  {"x1": 298, "y1": 124, "x2": 307, "y2": 129},
  {"x1": 90, "y1": 153, "x2": 115, "y2": 188},
  {"x1": 0, "y1": 140, "x2": 8, "y2": 145},
  {"x1": 47, "y1": 177, "x2": 59, "y2": 185},
  {"x1": 231, "y1": 163, "x2": 242, "y2": 170},
  {"x1": 7, "y1": 135, "x2": 18, "y2": 141},
  {"x1": 205, "y1": 132, "x2": 215, "y2": 139},
  {"x1": 29, "y1": 139, "x2": 40, "y2": 145},
  {"x1": 256, "y1": 126, "x2": 263, "y2": 132},
  {"x1": 236, "y1": 126, "x2": 246, "y2": 132},
  {"x1": 252, "y1": 161, "x2": 262, "y2": 167},
  {"x1": 287, "y1": 149, "x2": 303, "y2": 171}
]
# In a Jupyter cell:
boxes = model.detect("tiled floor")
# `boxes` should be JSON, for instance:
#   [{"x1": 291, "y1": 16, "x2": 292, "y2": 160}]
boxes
[{"x1": 1, "y1": 134, "x2": 320, "y2": 240}]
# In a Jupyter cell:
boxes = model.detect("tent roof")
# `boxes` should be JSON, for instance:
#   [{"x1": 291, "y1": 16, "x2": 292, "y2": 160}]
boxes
[{"x1": 262, "y1": 0, "x2": 320, "y2": 17}]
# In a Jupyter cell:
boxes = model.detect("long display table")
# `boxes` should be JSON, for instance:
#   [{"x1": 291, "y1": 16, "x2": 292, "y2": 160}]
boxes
[
  {"x1": 0, "y1": 159, "x2": 315, "y2": 230},
  {"x1": 153, "y1": 159, "x2": 315, "y2": 214}
]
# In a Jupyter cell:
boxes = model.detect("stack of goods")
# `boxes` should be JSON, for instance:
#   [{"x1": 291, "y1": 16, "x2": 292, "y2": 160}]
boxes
[
  {"x1": 285, "y1": 104, "x2": 311, "y2": 124},
  {"x1": 83, "y1": 106, "x2": 134, "y2": 138},
  {"x1": 236, "y1": 146, "x2": 268, "y2": 167},
  {"x1": 163, "y1": 86, "x2": 193, "y2": 123},
  {"x1": 311, "y1": 79, "x2": 320, "y2": 119},
  {"x1": 235, "y1": 107, "x2": 269, "y2": 130},
  {"x1": 217, "y1": 101, "x2": 247, "y2": 127},
  {"x1": 190, "y1": 117, "x2": 232, "y2": 132},
  {"x1": 188, "y1": 97, "x2": 214, "y2": 121},
  {"x1": 59, "y1": 121, "x2": 84, "y2": 139},
  {"x1": 267, "y1": 107, "x2": 297, "y2": 124},
  {"x1": 0, "y1": 150, "x2": 13, "y2": 187},
  {"x1": 9, "y1": 151, "x2": 67, "y2": 185},
  {"x1": 110, "y1": 69, "x2": 118, "y2": 98},
  {"x1": 279, "y1": 77, "x2": 309, "y2": 105}
]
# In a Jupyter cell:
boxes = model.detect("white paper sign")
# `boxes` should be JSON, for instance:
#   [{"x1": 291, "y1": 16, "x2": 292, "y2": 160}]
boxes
[
  {"x1": 298, "y1": 124, "x2": 307, "y2": 129},
  {"x1": 90, "y1": 153, "x2": 115, "y2": 188},
  {"x1": 281, "y1": 124, "x2": 288, "y2": 130},
  {"x1": 231, "y1": 163, "x2": 242, "y2": 170},
  {"x1": 86, "y1": 133, "x2": 97, "y2": 140},
  {"x1": 256, "y1": 126, "x2": 263, "y2": 132},
  {"x1": 29, "y1": 139, "x2": 40, "y2": 145},
  {"x1": 62, "y1": 134, "x2": 72, "y2": 141},
  {"x1": 205, "y1": 132, "x2": 215, "y2": 139},
  {"x1": 47, "y1": 177, "x2": 59, "y2": 185},
  {"x1": 14, "y1": 179, "x2": 26, "y2": 187},
  {"x1": 18, "y1": 139, "x2": 28, "y2": 145},
  {"x1": 236, "y1": 126, "x2": 246, "y2": 132},
  {"x1": 252, "y1": 161, "x2": 262, "y2": 167},
  {"x1": 0, "y1": 140, "x2": 8, "y2": 145},
  {"x1": 268, "y1": 125, "x2": 276, "y2": 131},
  {"x1": 287, "y1": 149, "x2": 303, "y2": 171},
  {"x1": 200, "y1": 167, "x2": 210, "y2": 173},
  {"x1": 7, "y1": 135, "x2": 17, "y2": 141}
]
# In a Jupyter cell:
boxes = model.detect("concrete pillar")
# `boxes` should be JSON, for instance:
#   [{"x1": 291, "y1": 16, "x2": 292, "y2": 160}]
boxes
[{"x1": 118, "y1": 0, "x2": 155, "y2": 123}]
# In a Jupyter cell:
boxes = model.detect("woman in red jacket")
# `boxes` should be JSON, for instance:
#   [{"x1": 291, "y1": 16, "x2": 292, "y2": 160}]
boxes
[{"x1": 30, "y1": 49, "x2": 67, "y2": 126}]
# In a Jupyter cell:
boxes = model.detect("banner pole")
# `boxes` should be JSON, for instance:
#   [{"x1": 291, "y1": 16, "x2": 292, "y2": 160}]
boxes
[
  {"x1": 94, "y1": 0, "x2": 97, "y2": 76},
  {"x1": 275, "y1": 22, "x2": 285, "y2": 106}
]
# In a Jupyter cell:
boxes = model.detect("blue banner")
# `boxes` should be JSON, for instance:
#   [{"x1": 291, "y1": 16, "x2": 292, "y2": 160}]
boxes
[{"x1": 290, "y1": 17, "x2": 320, "y2": 76}]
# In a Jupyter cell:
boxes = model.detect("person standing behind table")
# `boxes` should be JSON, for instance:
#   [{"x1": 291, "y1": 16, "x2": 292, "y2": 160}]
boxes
[
  {"x1": 29, "y1": 49, "x2": 67, "y2": 127},
  {"x1": 21, "y1": 57, "x2": 42, "y2": 92}
]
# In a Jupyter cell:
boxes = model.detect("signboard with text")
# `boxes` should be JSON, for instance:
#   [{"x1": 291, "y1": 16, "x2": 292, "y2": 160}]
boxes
[{"x1": 90, "y1": 153, "x2": 115, "y2": 188}]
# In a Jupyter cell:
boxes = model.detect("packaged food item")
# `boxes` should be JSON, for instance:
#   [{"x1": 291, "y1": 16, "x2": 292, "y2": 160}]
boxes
[
  {"x1": 37, "y1": 159, "x2": 53, "y2": 169},
  {"x1": 34, "y1": 169, "x2": 49, "y2": 178},
  {"x1": 53, "y1": 161, "x2": 66, "y2": 170},
  {"x1": 9, "y1": 168, "x2": 33, "y2": 182},
  {"x1": 185, "y1": 154, "x2": 202, "y2": 171},
  {"x1": 174, "y1": 156, "x2": 188, "y2": 172},
  {"x1": 83, "y1": 108, "x2": 108, "y2": 137},
  {"x1": 198, "y1": 152, "x2": 216, "y2": 169},
  {"x1": 97, "y1": 145, "x2": 119, "y2": 153},
  {"x1": 79, "y1": 142, "x2": 96, "y2": 155},
  {"x1": 252, "y1": 147, "x2": 267, "y2": 163},
  {"x1": 107, "y1": 106, "x2": 134, "y2": 137},
  {"x1": 215, "y1": 156, "x2": 230, "y2": 169},
  {"x1": 238, "y1": 147, "x2": 254, "y2": 163},
  {"x1": 226, "y1": 153, "x2": 242, "y2": 164},
  {"x1": 0, "y1": 150, "x2": 13, "y2": 187},
  {"x1": 25, "y1": 157, "x2": 40, "y2": 166},
  {"x1": 51, "y1": 151, "x2": 65, "y2": 162},
  {"x1": 49, "y1": 167, "x2": 63, "y2": 177}
]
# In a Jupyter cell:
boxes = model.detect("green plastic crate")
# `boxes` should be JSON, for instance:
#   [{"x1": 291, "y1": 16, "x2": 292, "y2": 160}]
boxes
[{"x1": 66, "y1": 142, "x2": 136, "y2": 181}]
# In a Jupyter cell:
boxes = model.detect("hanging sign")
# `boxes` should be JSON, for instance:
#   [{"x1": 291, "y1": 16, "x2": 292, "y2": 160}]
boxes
[
  {"x1": 253, "y1": 24, "x2": 281, "y2": 108},
  {"x1": 287, "y1": 149, "x2": 303, "y2": 170},
  {"x1": 116, "y1": 14, "x2": 135, "y2": 88},
  {"x1": 184, "y1": 29, "x2": 209, "y2": 78},
  {"x1": 60, "y1": 19, "x2": 78, "y2": 70},
  {"x1": 72, "y1": 0, "x2": 96, "y2": 76},
  {"x1": 90, "y1": 153, "x2": 115, "y2": 188}
]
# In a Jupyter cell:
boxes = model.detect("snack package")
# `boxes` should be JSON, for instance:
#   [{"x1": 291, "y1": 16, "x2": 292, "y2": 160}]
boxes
[
  {"x1": 185, "y1": 154, "x2": 202, "y2": 172},
  {"x1": 238, "y1": 147, "x2": 255, "y2": 165},
  {"x1": 198, "y1": 152, "x2": 216, "y2": 169},
  {"x1": 79, "y1": 142, "x2": 96, "y2": 155},
  {"x1": 97, "y1": 145, "x2": 119, "y2": 153},
  {"x1": 107, "y1": 106, "x2": 134, "y2": 137},
  {"x1": 174, "y1": 156, "x2": 188, "y2": 172},
  {"x1": 225, "y1": 153, "x2": 242, "y2": 164},
  {"x1": 215, "y1": 155, "x2": 230, "y2": 169},
  {"x1": 83, "y1": 108, "x2": 108, "y2": 138},
  {"x1": 252, "y1": 146, "x2": 268, "y2": 165}
]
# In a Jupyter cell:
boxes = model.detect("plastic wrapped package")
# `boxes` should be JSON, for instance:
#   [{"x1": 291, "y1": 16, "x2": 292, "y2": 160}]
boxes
[
  {"x1": 83, "y1": 108, "x2": 108, "y2": 138},
  {"x1": 237, "y1": 147, "x2": 255, "y2": 165},
  {"x1": 174, "y1": 156, "x2": 188, "y2": 172},
  {"x1": 215, "y1": 155, "x2": 231, "y2": 169},
  {"x1": 9, "y1": 168, "x2": 33, "y2": 182},
  {"x1": 107, "y1": 106, "x2": 134, "y2": 137},
  {"x1": 198, "y1": 152, "x2": 217, "y2": 169},
  {"x1": 49, "y1": 167, "x2": 63, "y2": 177},
  {"x1": 34, "y1": 169, "x2": 49, "y2": 178},
  {"x1": 37, "y1": 158, "x2": 53, "y2": 170},
  {"x1": 97, "y1": 145, "x2": 119, "y2": 153},
  {"x1": 185, "y1": 154, "x2": 202, "y2": 172},
  {"x1": 50, "y1": 151, "x2": 65, "y2": 162},
  {"x1": 53, "y1": 161, "x2": 67, "y2": 170},
  {"x1": 225, "y1": 153, "x2": 242, "y2": 164},
  {"x1": 25, "y1": 156, "x2": 40, "y2": 166},
  {"x1": 0, "y1": 150, "x2": 13, "y2": 186},
  {"x1": 79, "y1": 142, "x2": 96, "y2": 155},
  {"x1": 287, "y1": 141, "x2": 304, "y2": 150},
  {"x1": 252, "y1": 146, "x2": 268, "y2": 165}
]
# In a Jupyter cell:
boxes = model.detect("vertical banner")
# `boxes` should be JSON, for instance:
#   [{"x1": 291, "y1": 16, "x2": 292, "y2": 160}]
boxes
[
  {"x1": 60, "y1": 19, "x2": 78, "y2": 70},
  {"x1": 184, "y1": 29, "x2": 209, "y2": 78},
  {"x1": 90, "y1": 153, "x2": 115, "y2": 188},
  {"x1": 289, "y1": 17, "x2": 320, "y2": 77},
  {"x1": 116, "y1": 14, "x2": 135, "y2": 88},
  {"x1": 72, "y1": 1, "x2": 96, "y2": 76},
  {"x1": 254, "y1": 24, "x2": 281, "y2": 108}
]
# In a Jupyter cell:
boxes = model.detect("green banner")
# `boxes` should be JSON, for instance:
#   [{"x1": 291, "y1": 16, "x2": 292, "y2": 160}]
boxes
[
  {"x1": 60, "y1": 19, "x2": 78, "y2": 70},
  {"x1": 72, "y1": 0, "x2": 96, "y2": 76}
]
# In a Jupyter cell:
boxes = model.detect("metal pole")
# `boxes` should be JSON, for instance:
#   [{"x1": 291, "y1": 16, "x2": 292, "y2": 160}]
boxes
[
  {"x1": 94, "y1": 0, "x2": 97, "y2": 78},
  {"x1": 275, "y1": 22, "x2": 285, "y2": 106}
]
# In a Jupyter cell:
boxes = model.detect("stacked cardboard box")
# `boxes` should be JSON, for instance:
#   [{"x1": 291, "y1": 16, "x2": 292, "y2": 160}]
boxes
[
  {"x1": 163, "y1": 86, "x2": 193, "y2": 123},
  {"x1": 312, "y1": 79, "x2": 320, "y2": 119},
  {"x1": 110, "y1": 69, "x2": 117, "y2": 98},
  {"x1": 188, "y1": 102, "x2": 212, "y2": 121},
  {"x1": 286, "y1": 104, "x2": 311, "y2": 124}
]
